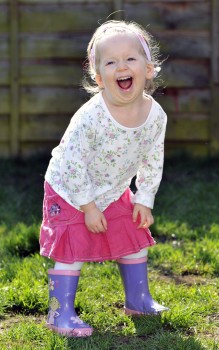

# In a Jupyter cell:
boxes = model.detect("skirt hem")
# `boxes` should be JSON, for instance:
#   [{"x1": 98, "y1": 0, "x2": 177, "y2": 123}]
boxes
[{"x1": 40, "y1": 241, "x2": 156, "y2": 264}]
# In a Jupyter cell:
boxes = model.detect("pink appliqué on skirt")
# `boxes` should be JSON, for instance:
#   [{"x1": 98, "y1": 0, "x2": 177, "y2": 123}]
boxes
[{"x1": 39, "y1": 182, "x2": 156, "y2": 263}]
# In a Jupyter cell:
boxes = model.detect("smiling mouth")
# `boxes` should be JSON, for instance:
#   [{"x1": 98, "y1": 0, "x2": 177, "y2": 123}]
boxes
[{"x1": 117, "y1": 76, "x2": 133, "y2": 90}]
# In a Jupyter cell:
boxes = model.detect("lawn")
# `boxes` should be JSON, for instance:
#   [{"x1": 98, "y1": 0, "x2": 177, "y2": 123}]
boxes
[{"x1": 0, "y1": 155, "x2": 218, "y2": 350}]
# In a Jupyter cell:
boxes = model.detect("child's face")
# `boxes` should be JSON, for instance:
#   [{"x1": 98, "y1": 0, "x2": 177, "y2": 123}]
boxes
[{"x1": 95, "y1": 32, "x2": 153, "y2": 107}]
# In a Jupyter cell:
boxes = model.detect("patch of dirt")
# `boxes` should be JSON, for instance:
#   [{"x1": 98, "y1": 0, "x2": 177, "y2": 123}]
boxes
[
  {"x1": 156, "y1": 272, "x2": 214, "y2": 286},
  {"x1": 171, "y1": 274, "x2": 210, "y2": 286},
  {"x1": 0, "y1": 313, "x2": 45, "y2": 334}
]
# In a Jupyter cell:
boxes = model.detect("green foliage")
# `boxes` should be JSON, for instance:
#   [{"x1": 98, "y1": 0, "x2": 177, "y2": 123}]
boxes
[
  {"x1": 0, "y1": 222, "x2": 40, "y2": 258},
  {"x1": 149, "y1": 236, "x2": 219, "y2": 276},
  {"x1": 0, "y1": 256, "x2": 49, "y2": 314}
]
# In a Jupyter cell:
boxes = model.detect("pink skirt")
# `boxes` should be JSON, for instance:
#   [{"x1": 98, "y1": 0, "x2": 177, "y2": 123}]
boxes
[{"x1": 39, "y1": 182, "x2": 156, "y2": 263}]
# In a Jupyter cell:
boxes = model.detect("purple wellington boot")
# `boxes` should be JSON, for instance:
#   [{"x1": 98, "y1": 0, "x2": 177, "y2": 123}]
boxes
[
  {"x1": 118, "y1": 257, "x2": 169, "y2": 315},
  {"x1": 47, "y1": 269, "x2": 93, "y2": 337}
]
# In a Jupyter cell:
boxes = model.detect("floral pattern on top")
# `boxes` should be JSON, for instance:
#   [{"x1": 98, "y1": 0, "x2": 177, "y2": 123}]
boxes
[{"x1": 45, "y1": 92, "x2": 167, "y2": 211}]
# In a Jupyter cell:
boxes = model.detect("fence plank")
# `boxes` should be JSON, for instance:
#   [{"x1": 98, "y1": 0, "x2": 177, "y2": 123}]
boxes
[
  {"x1": 166, "y1": 142, "x2": 209, "y2": 157},
  {"x1": 166, "y1": 113, "x2": 209, "y2": 141},
  {"x1": 9, "y1": 0, "x2": 20, "y2": 156},
  {"x1": 0, "y1": 35, "x2": 9, "y2": 58},
  {"x1": 210, "y1": 86, "x2": 219, "y2": 153},
  {"x1": 0, "y1": 115, "x2": 9, "y2": 141},
  {"x1": 156, "y1": 88, "x2": 211, "y2": 113},
  {"x1": 211, "y1": 0, "x2": 219, "y2": 83},
  {"x1": 156, "y1": 31, "x2": 210, "y2": 59},
  {"x1": 209, "y1": 0, "x2": 219, "y2": 154},
  {"x1": 20, "y1": 61, "x2": 83, "y2": 86},
  {"x1": 0, "y1": 61, "x2": 9, "y2": 84},
  {"x1": 124, "y1": 1, "x2": 210, "y2": 30},
  {"x1": 0, "y1": 4, "x2": 8, "y2": 32},
  {"x1": 19, "y1": 3, "x2": 112, "y2": 33},
  {"x1": 125, "y1": 0, "x2": 208, "y2": 2},
  {"x1": 20, "y1": 87, "x2": 88, "y2": 114},
  {"x1": 19, "y1": 31, "x2": 211, "y2": 60},
  {"x1": 19, "y1": 0, "x2": 209, "y2": 3},
  {"x1": 162, "y1": 59, "x2": 209, "y2": 88},
  {"x1": 20, "y1": 0, "x2": 111, "y2": 3},
  {"x1": 0, "y1": 88, "x2": 10, "y2": 114},
  {"x1": 20, "y1": 33, "x2": 89, "y2": 59},
  {"x1": 20, "y1": 114, "x2": 71, "y2": 141}
]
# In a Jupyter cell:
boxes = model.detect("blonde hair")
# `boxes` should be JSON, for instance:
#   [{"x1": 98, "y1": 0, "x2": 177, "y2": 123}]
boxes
[{"x1": 82, "y1": 20, "x2": 161, "y2": 95}]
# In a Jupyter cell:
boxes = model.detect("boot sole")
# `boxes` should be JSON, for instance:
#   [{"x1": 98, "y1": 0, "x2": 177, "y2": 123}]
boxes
[
  {"x1": 125, "y1": 306, "x2": 168, "y2": 316},
  {"x1": 47, "y1": 324, "x2": 93, "y2": 337}
]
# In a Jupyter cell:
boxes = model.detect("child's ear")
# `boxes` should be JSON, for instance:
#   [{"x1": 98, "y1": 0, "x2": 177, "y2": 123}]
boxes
[
  {"x1": 146, "y1": 64, "x2": 154, "y2": 80},
  {"x1": 95, "y1": 74, "x2": 104, "y2": 88}
]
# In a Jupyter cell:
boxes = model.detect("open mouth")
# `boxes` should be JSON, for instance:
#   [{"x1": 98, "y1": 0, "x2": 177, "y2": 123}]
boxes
[{"x1": 117, "y1": 76, "x2": 133, "y2": 90}]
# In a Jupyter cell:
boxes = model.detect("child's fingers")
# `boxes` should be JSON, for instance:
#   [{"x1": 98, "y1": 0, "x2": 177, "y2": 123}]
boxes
[
  {"x1": 133, "y1": 204, "x2": 154, "y2": 229},
  {"x1": 138, "y1": 214, "x2": 154, "y2": 229},
  {"x1": 132, "y1": 206, "x2": 138, "y2": 222},
  {"x1": 88, "y1": 224, "x2": 105, "y2": 233},
  {"x1": 137, "y1": 215, "x2": 148, "y2": 229},
  {"x1": 101, "y1": 214, "x2": 108, "y2": 231},
  {"x1": 87, "y1": 215, "x2": 107, "y2": 233}
]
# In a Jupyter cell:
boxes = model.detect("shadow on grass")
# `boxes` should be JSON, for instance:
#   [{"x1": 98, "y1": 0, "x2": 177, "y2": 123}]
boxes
[
  {"x1": 58, "y1": 314, "x2": 208, "y2": 350},
  {"x1": 0, "y1": 312, "x2": 213, "y2": 350},
  {"x1": 64, "y1": 325, "x2": 207, "y2": 350}
]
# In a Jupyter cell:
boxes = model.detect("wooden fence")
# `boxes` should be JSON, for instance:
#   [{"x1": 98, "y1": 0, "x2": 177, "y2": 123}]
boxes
[{"x1": 0, "y1": 0, "x2": 219, "y2": 158}]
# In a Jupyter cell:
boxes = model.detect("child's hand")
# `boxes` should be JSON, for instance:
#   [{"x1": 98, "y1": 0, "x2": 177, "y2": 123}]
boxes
[
  {"x1": 133, "y1": 203, "x2": 154, "y2": 229},
  {"x1": 80, "y1": 202, "x2": 107, "y2": 233}
]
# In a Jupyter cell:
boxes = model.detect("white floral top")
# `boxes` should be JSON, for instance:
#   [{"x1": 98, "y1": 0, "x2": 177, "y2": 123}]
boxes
[{"x1": 45, "y1": 92, "x2": 167, "y2": 211}]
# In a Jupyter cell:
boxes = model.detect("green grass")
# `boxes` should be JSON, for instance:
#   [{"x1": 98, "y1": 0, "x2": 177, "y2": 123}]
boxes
[{"x1": 0, "y1": 155, "x2": 218, "y2": 349}]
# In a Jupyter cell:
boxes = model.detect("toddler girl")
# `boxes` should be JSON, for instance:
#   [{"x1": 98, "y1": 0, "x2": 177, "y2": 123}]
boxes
[{"x1": 40, "y1": 19, "x2": 168, "y2": 337}]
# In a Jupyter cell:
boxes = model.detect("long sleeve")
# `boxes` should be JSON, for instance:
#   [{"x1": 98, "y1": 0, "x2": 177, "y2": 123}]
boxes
[
  {"x1": 134, "y1": 111, "x2": 167, "y2": 209},
  {"x1": 58, "y1": 115, "x2": 97, "y2": 208}
]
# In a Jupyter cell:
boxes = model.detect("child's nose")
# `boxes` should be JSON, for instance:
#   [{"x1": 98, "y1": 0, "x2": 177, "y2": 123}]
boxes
[{"x1": 117, "y1": 60, "x2": 128, "y2": 70}]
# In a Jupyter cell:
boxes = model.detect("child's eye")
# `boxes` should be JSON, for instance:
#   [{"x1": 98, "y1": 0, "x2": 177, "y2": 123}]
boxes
[
  {"x1": 127, "y1": 57, "x2": 136, "y2": 61},
  {"x1": 106, "y1": 61, "x2": 115, "y2": 66}
]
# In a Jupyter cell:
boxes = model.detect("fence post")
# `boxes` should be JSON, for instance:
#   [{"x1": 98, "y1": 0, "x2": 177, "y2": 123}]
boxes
[
  {"x1": 112, "y1": 0, "x2": 123, "y2": 20},
  {"x1": 9, "y1": 0, "x2": 19, "y2": 157},
  {"x1": 210, "y1": 0, "x2": 219, "y2": 155}
]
